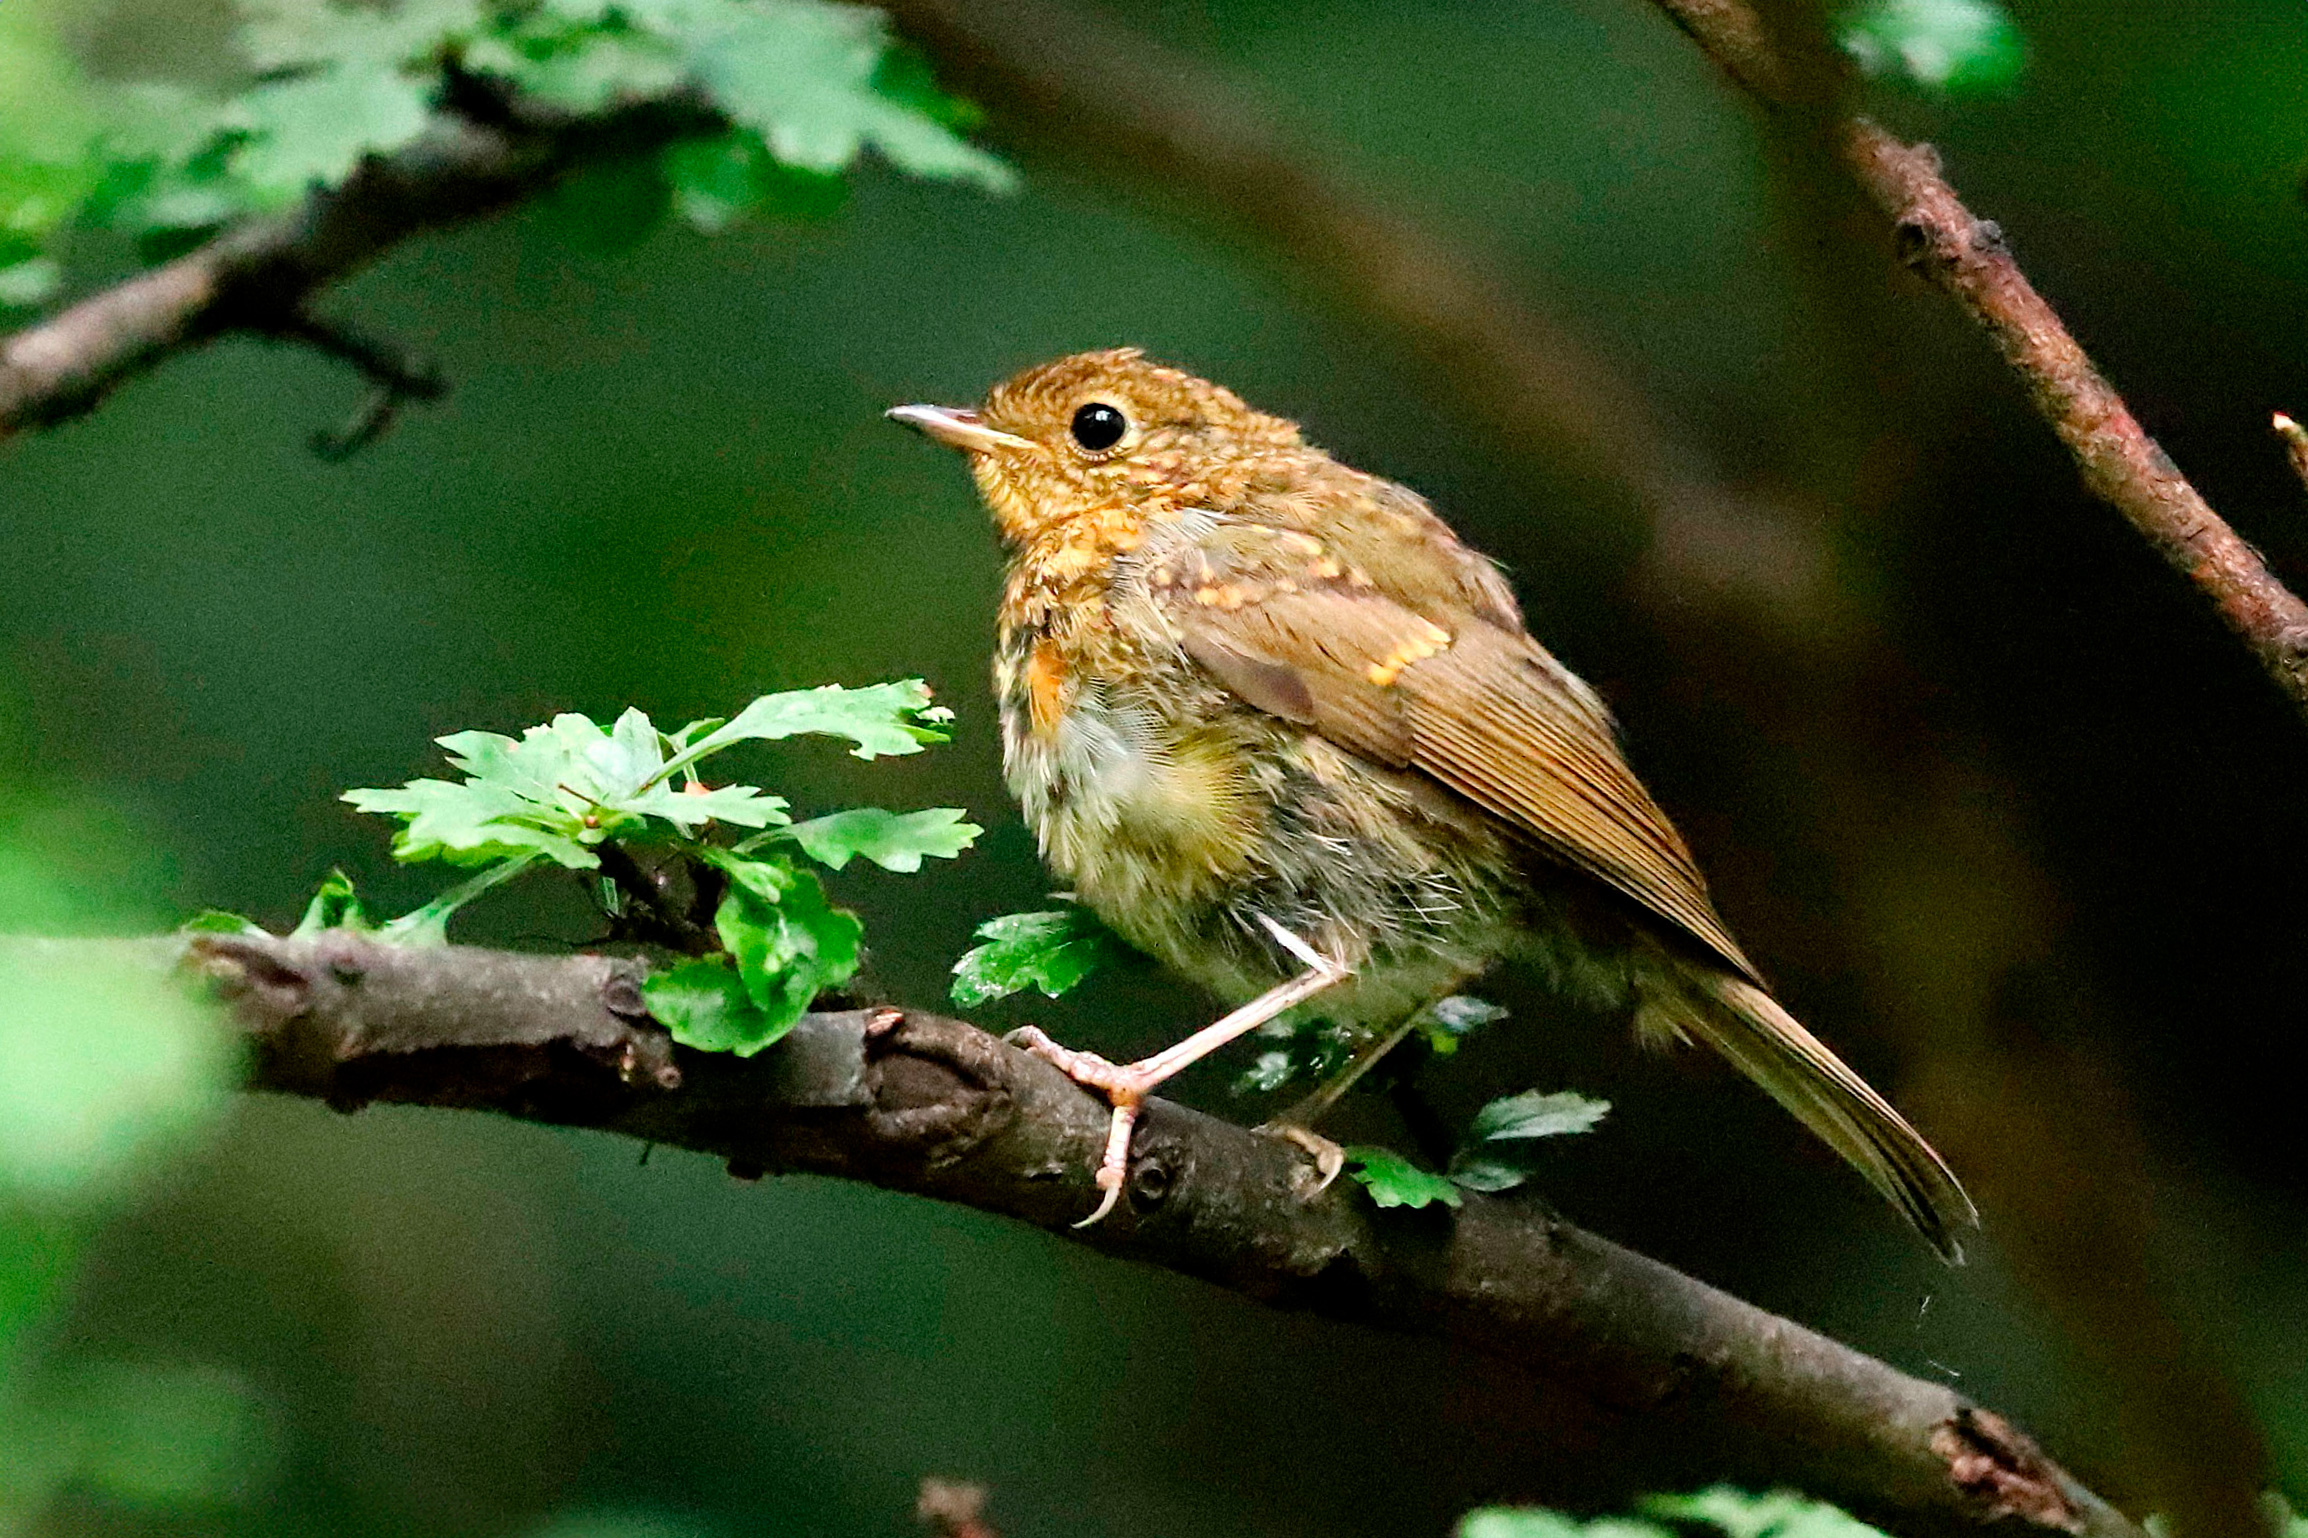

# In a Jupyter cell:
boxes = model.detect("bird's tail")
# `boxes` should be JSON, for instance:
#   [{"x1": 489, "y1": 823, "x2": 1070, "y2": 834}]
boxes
[{"x1": 1643, "y1": 970, "x2": 1979, "y2": 1263}]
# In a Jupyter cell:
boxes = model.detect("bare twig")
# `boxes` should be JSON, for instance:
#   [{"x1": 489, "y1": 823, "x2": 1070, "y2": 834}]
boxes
[
  {"x1": 262, "y1": 310, "x2": 449, "y2": 459},
  {"x1": 1643, "y1": 0, "x2": 2308, "y2": 724},
  {"x1": 7, "y1": 931, "x2": 2139, "y2": 1538}
]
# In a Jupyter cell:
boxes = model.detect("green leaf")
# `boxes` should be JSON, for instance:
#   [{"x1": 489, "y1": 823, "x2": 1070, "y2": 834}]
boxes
[
  {"x1": 1459, "y1": 1512, "x2": 1671, "y2": 1538},
  {"x1": 1836, "y1": 0, "x2": 2023, "y2": 95},
  {"x1": 222, "y1": 65, "x2": 433, "y2": 205},
  {"x1": 1642, "y1": 1488, "x2": 1889, "y2": 1538},
  {"x1": 0, "y1": 949, "x2": 235, "y2": 1207},
  {"x1": 290, "y1": 867, "x2": 369, "y2": 937},
  {"x1": 1468, "y1": 1088, "x2": 1610, "y2": 1144},
  {"x1": 0, "y1": 256, "x2": 60, "y2": 308},
  {"x1": 1345, "y1": 1147, "x2": 1462, "y2": 1210},
  {"x1": 464, "y1": 22, "x2": 685, "y2": 113},
  {"x1": 179, "y1": 910, "x2": 265, "y2": 936},
  {"x1": 640, "y1": 957, "x2": 776, "y2": 1053},
  {"x1": 697, "y1": 849, "x2": 860, "y2": 1049},
  {"x1": 950, "y1": 906, "x2": 1123, "y2": 1006},
  {"x1": 619, "y1": 780, "x2": 791, "y2": 833},
  {"x1": 656, "y1": 680, "x2": 954, "y2": 782},
  {"x1": 1447, "y1": 1088, "x2": 1609, "y2": 1194},
  {"x1": 343, "y1": 778, "x2": 597, "y2": 868},
  {"x1": 783, "y1": 806, "x2": 981, "y2": 872},
  {"x1": 615, "y1": 0, "x2": 1012, "y2": 191},
  {"x1": 1421, "y1": 993, "x2": 1506, "y2": 1056}
]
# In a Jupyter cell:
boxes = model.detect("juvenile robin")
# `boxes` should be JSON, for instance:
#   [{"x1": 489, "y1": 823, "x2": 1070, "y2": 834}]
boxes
[{"x1": 890, "y1": 349, "x2": 1977, "y2": 1257}]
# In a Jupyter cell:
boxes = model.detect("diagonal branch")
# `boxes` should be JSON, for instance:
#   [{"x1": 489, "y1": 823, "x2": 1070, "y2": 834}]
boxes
[
  {"x1": 17, "y1": 929, "x2": 2138, "y2": 1538},
  {"x1": 1642, "y1": 0, "x2": 2308, "y2": 722}
]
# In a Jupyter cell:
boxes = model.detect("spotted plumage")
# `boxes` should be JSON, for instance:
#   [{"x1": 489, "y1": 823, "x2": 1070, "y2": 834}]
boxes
[{"x1": 894, "y1": 348, "x2": 1977, "y2": 1257}]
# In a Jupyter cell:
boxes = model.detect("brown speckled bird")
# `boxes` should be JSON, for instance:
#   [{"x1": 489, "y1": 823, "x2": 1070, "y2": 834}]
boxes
[{"x1": 891, "y1": 349, "x2": 1977, "y2": 1256}]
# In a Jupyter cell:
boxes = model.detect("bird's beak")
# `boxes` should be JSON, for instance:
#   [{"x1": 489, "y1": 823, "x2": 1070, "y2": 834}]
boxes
[{"x1": 885, "y1": 403, "x2": 1035, "y2": 454}]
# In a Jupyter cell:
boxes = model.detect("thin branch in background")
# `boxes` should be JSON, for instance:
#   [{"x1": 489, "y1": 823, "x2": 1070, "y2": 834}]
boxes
[
  {"x1": 262, "y1": 311, "x2": 448, "y2": 460},
  {"x1": 14, "y1": 928, "x2": 2136, "y2": 1538},
  {"x1": 877, "y1": 0, "x2": 1837, "y2": 623},
  {"x1": 1633, "y1": 8, "x2": 2279, "y2": 1537},
  {"x1": 917, "y1": 1479, "x2": 999, "y2": 1538},
  {"x1": 1645, "y1": 0, "x2": 2308, "y2": 726}
]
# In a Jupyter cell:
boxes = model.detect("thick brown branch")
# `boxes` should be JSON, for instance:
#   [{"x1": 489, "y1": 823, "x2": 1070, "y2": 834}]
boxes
[
  {"x1": 16, "y1": 930, "x2": 2139, "y2": 1538},
  {"x1": 1643, "y1": 0, "x2": 2308, "y2": 722}
]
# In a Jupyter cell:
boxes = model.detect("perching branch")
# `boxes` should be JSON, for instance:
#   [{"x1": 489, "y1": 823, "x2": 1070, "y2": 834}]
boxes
[
  {"x1": 21, "y1": 929, "x2": 2139, "y2": 1538},
  {"x1": 1643, "y1": 0, "x2": 2308, "y2": 723}
]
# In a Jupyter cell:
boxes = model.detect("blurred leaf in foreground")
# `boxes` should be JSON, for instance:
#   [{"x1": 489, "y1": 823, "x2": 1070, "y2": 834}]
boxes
[{"x1": 1836, "y1": 0, "x2": 2023, "y2": 94}]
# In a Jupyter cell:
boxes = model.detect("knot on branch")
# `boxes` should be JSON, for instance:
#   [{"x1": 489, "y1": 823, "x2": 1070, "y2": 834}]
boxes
[{"x1": 1930, "y1": 1407, "x2": 2085, "y2": 1532}]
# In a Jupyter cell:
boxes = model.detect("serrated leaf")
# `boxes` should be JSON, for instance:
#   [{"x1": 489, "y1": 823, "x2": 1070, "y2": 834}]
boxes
[
  {"x1": 1468, "y1": 1089, "x2": 1610, "y2": 1144},
  {"x1": 1447, "y1": 1088, "x2": 1608, "y2": 1193},
  {"x1": 1836, "y1": 0, "x2": 2023, "y2": 95},
  {"x1": 950, "y1": 906, "x2": 1122, "y2": 1006},
  {"x1": 1345, "y1": 1147, "x2": 1462, "y2": 1210},
  {"x1": 621, "y1": 780, "x2": 791, "y2": 832},
  {"x1": 657, "y1": 680, "x2": 952, "y2": 782},
  {"x1": 290, "y1": 867, "x2": 369, "y2": 937},
  {"x1": 624, "y1": 0, "x2": 1011, "y2": 190},
  {"x1": 698, "y1": 849, "x2": 860, "y2": 1045},
  {"x1": 343, "y1": 779, "x2": 597, "y2": 868},
  {"x1": 465, "y1": 26, "x2": 684, "y2": 112},
  {"x1": 784, "y1": 806, "x2": 980, "y2": 872},
  {"x1": 223, "y1": 65, "x2": 433, "y2": 203},
  {"x1": 640, "y1": 957, "x2": 779, "y2": 1054}
]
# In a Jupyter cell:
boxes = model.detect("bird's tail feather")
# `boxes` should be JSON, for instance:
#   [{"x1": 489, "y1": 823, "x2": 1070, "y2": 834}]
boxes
[{"x1": 1646, "y1": 971, "x2": 1979, "y2": 1263}]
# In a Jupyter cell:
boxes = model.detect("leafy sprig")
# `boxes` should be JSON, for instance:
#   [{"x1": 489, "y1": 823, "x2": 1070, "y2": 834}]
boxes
[
  {"x1": 949, "y1": 903, "x2": 1130, "y2": 1007},
  {"x1": 1, "y1": 0, "x2": 1012, "y2": 311},
  {"x1": 333, "y1": 681, "x2": 978, "y2": 1055},
  {"x1": 1346, "y1": 1085, "x2": 1609, "y2": 1209}
]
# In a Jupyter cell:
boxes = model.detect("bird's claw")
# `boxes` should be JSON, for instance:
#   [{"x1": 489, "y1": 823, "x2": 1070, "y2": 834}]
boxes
[
  {"x1": 1008, "y1": 1026, "x2": 1145, "y2": 1228},
  {"x1": 1256, "y1": 1121, "x2": 1347, "y2": 1198}
]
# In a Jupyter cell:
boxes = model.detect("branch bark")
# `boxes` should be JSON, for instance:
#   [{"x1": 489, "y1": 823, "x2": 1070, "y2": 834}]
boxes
[
  {"x1": 18, "y1": 929, "x2": 2140, "y2": 1538},
  {"x1": 1643, "y1": 0, "x2": 2308, "y2": 723}
]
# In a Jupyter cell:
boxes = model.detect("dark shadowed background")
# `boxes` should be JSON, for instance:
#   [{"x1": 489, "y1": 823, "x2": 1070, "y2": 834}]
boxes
[{"x1": 4, "y1": 1, "x2": 2306, "y2": 1534}]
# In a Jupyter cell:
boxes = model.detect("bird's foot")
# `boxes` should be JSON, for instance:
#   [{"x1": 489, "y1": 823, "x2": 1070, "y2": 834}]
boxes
[
  {"x1": 1005, "y1": 1026, "x2": 1156, "y2": 1229},
  {"x1": 1253, "y1": 1120, "x2": 1347, "y2": 1199}
]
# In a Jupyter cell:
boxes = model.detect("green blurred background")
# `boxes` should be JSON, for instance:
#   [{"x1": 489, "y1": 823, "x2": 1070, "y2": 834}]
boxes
[{"x1": 6, "y1": 0, "x2": 2308, "y2": 1533}]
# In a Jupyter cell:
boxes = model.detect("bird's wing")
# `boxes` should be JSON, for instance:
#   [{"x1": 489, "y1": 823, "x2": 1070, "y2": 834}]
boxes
[{"x1": 1142, "y1": 506, "x2": 1758, "y2": 981}]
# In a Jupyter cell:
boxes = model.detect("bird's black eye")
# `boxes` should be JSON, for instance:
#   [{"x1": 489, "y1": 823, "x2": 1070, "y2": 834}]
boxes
[{"x1": 1070, "y1": 401, "x2": 1128, "y2": 453}]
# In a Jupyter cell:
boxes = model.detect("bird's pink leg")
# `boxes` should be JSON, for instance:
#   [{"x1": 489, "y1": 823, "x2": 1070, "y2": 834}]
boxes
[{"x1": 1007, "y1": 917, "x2": 1353, "y2": 1226}]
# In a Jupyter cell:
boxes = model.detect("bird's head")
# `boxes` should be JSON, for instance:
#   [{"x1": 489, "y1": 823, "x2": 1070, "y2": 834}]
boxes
[{"x1": 888, "y1": 348, "x2": 1303, "y2": 544}]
